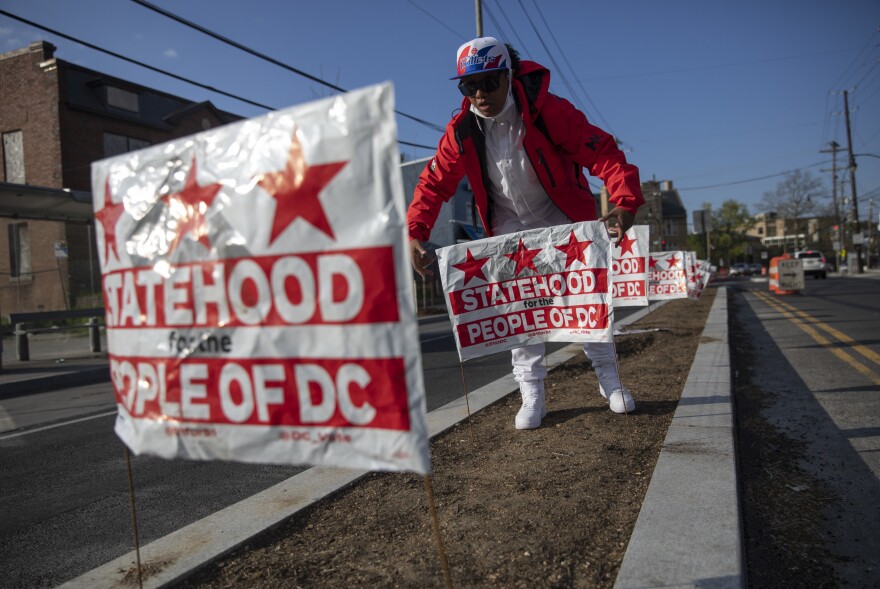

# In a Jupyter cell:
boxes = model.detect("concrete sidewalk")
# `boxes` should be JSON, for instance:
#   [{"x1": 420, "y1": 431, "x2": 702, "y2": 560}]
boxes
[{"x1": 9, "y1": 291, "x2": 738, "y2": 589}]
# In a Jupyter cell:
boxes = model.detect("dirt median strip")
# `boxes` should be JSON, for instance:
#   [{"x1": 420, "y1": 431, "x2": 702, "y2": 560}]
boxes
[{"x1": 177, "y1": 287, "x2": 717, "y2": 589}]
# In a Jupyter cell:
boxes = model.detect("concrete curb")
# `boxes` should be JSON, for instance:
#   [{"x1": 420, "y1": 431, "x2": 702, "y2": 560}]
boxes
[
  {"x1": 0, "y1": 365, "x2": 109, "y2": 399},
  {"x1": 59, "y1": 300, "x2": 673, "y2": 589},
  {"x1": 614, "y1": 287, "x2": 742, "y2": 589}
]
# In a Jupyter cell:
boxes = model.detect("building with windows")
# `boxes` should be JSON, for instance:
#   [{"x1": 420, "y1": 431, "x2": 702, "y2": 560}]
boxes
[
  {"x1": 745, "y1": 211, "x2": 820, "y2": 253},
  {"x1": 0, "y1": 41, "x2": 241, "y2": 314}
]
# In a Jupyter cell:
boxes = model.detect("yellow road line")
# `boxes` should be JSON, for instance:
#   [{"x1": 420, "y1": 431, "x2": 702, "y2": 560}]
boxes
[
  {"x1": 753, "y1": 290, "x2": 880, "y2": 386},
  {"x1": 754, "y1": 290, "x2": 880, "y2": 368}
]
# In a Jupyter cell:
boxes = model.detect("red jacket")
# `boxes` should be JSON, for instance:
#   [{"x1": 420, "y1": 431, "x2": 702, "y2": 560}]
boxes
[{"x1": 407, "y1": 60, "x2": 644, "y2": 242}]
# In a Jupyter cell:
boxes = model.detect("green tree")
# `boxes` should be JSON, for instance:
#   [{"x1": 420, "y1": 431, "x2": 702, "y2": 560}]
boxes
[{"x1": 711, "y1": 200, "x2": 754, "y2": 266}]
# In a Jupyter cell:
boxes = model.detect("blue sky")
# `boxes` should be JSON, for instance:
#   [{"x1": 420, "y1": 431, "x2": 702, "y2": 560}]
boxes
[{"x1": 1, "y1": 0, "x2": 878, "y2": 228}]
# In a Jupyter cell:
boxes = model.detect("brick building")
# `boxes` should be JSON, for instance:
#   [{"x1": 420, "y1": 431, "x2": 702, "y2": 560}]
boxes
[{"x1": 0, "y1": 41, "x2": 241, "y2": 314}]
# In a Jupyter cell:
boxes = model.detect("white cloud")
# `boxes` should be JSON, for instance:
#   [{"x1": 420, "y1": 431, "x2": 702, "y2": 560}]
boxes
[
  {"x1": 163, "y1": 48, "x2": 178, "y2": 59},
  {"x1": 0, "y1": 27, "x2": 13, "y2": 36},
  {"x1": 6, "y1": 38, "x2": 22, "y2": 47}
]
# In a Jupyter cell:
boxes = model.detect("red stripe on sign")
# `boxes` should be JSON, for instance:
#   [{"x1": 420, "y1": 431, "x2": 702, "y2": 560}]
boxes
[
  {"x1": 101, "y1": 247, "x2": 399, "y2": 328},
  {"x1": 456, "y1": 303, "x2": 608, "y2": 346},
  {"x1": 611, "y1": 257, "x2": 646, "y2": 276},
  {"x1": 447, "y1": 268, "x2": 608, "y2": 315},
  {"x1": 612, "y1": 280, "x2": 646, "y2": 298},
  {"x1": 109, "y1": 355, "x2": 411, "y2": 431}
]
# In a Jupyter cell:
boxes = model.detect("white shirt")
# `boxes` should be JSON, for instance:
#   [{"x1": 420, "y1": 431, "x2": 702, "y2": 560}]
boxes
[{"x1": 471, "y1": 94, "x2": 569, "y2": 235}]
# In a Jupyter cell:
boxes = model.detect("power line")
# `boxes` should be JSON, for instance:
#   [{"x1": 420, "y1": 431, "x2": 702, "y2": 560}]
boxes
[
  {"x1": 403, "y1": 0, "x2": 465, "y2": 40},
  {"x1": 581, "y1": 46, "x2": 874, "y2": 84},
  {"x1": 527, "y1": 0, "x2": 619, "y2": 140},
  {"x1": 678, "y1": 161, "x2": 829, "y2": 191},
  {"x1": 521, "y1": 0, "x2": 588, "y2": 116},
  {"x1": 0, "y1": 9, "x2": 437, "y2": 151},
  {"x1": 830, "y1": 29, "x2": 879, "y2": 91},
  {"x1": 514, "y1": 0, "x2": 597, "y2": 124},
  {"x1": 486, "y1": 0, "x2": 532, "y2": 59},
  {"x1": 0, "y1": 8, "x2": 274, "y2": 110},
  {"x1": 482, "y1": 2, "x2": 512, "y2": 48},
  {"x1": 129, "y1": 0, "x2": 446, "y2": 134}
]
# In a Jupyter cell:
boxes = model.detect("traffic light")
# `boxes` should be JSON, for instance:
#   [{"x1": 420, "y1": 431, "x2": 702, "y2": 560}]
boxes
[{"x1": 832, "y1": 225, "x2": 840, "y2": 242}]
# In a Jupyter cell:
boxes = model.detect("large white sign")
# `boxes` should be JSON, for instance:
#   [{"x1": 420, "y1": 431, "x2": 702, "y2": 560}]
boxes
[
  {"x1": 648, "y1": 251, "x2": 689, "y2": 301},
  {"x1": 611, "y1": 225, "x2": 649, "y2": 307},
  {"x1": 436, "y1": 222, "x2": 614, "y2": 362},
  {"x1": 778, "y1": 258, "x2": 805, "y2": 291},
  {"x1": 91, "y1": 84, "x2": 430, "y2": 474}
]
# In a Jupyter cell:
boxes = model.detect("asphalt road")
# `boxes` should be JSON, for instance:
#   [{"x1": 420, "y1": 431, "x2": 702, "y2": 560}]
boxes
[
  {"x1": 0, "y1": 310, "x2": 641, "y2": 589},
  {"x1": 727, "y1": 274, "x2": 880, "y2": 584}
]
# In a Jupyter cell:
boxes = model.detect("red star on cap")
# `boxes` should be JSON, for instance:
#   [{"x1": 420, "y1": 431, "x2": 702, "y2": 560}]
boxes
[
  {"x1": 648, "y1": 255, "x2": 660, "y2": 270},
  {"x1": 554, "y1": 231, "x2": 592, "y2": 268},
  {"x1": 452, "y1": 249, "x2": 490, "y2": 286},
  {"x1": 505, "y1": 239, "x2": 542, "y2": 276},
  {"x1": 666, "y1": 254, "x2": 680, "y2": 269},
  {"x1": 616, "y1": 232, "x2": 637, "y2": 256},
  {"x1": 94, "y1": 178, "x2": 125, "y2": 263},
  {"x1": 161, "y1": 157, "x2": 223, "y2": 254},
  {"x1": 259, "y1": 130, "x2": 347, "y2": 244}
]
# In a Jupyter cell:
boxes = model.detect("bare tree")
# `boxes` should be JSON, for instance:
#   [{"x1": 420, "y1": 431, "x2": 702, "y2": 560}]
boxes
[{"x1": 759, "y1": 170, "x2": 824, "y2": 249}]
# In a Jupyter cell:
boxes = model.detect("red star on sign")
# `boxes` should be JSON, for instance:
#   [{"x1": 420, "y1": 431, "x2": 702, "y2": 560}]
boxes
[
  {"x1": 648, "y1": 256, "x2": 660, "y2": 270},
  {"x1": 259, "y1": 130, "x2": 348, "y2": 244},
  {"x1": 616, "y1": 232, "x2": 637, "y2": 256},
  {"x1": 505, "y1": 239, "x2": 542, "y2": 276},
  {"x1": 554, "y1": 230, "x2": 592, "y2": 268},
  {"x1": 666, "y1": 254, "x2": 680, "y2": 269},
  {"x1": 452, "y1": 249, "x2": 490, "y2": 286},
  {"x1": 161, "y1": 158, "x2": 223, "y2": 254},
  {"x1": 94, "y1": 178, "x2": 125, "y2": 263}
]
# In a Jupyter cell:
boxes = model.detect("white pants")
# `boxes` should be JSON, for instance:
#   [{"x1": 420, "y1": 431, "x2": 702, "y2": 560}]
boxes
[{"x1": 511, "y1": 341, "x2": 623, "y2": 394}]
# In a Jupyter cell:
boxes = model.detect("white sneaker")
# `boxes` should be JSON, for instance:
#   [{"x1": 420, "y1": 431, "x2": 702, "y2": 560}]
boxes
[
  {"x1": 607, "y1": 388, "x2": 636, "y2": 414},
  {"x1": 599, "y1": 383, "x2": 636, "y2": 413},
  {"x1": 515, "y1": 382, "x2": 546, "y2": 429}
]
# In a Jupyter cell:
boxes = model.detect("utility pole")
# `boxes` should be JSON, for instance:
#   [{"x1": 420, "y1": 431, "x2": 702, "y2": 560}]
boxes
[
  {"x1": 820, "y1": 140, "x2": 842, "y2": 268},
  {"x1": 475, "y1": 0, "x2": 483, "y2": 36},
  {"x1": 843, "y1": 90, "x2": 863, "y2": 274}
]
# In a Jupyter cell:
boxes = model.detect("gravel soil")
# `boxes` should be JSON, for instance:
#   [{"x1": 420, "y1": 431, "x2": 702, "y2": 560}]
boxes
[{"x1": 178, "y1": 289, "x2": 717, "y2": 589}]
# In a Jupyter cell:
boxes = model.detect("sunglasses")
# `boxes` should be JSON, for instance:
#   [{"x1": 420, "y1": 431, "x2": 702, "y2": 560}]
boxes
[{"x1": 457, "y1": 72, "x2": 505, "y2": 97}]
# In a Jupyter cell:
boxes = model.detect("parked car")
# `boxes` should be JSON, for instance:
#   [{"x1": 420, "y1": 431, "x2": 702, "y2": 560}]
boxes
[
  {"x1": 793, "y1": 250, "x2": 828, "y2": 279},
  {"x1": 749, "y1": 263, "x2": 763, "y2": 275},
  {"x1": 729, "y1": 263, "x2": 749, "y2": 277}
]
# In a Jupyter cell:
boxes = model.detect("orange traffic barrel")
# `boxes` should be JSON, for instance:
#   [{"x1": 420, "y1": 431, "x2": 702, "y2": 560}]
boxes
[{"x1": 769, "y1": 254, "x2": 798, "y2": 295}]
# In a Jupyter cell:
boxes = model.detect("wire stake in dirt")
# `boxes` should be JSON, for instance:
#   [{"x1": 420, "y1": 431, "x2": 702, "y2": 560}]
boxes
[
  {"x1": 124, "y1": 447, "x2": 144, "y2": 589},
  {"x1": 608, "y1": 328, "x2": 636, "y2": 451},
  {"x1": 424, "y1": 475, "x2": 453, "y2": 588},
  {"x1": 458, "y1": 363, "x2": 475, "y2": 443}
]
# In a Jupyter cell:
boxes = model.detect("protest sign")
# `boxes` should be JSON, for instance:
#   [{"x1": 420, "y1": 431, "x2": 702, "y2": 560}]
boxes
[
  {"x1": 91, "y1": 83, "x2": 430, "y2": 474},
  {"x1": 611, "y1": 225, "x2": 649, "y2": 307},
  {"x1": 648, "y1": 251, "x2": 689, "y2": 300},
  {"x1": 436, "y1": 222, "x2": 613, "y2": 362},
  {"x1": 685, "y1": 251, "x2": 702, "y2": 300}
]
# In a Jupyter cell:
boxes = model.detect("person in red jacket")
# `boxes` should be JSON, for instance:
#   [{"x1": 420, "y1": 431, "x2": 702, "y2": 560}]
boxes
[{"x1": 408, "y1": 37, "x2": 645, "y2": 429}]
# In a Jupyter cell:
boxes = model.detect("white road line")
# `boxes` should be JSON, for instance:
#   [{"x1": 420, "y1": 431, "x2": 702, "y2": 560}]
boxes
[
  {"x1": 420, "y1": 332, "x2": 452, "y2": 344},
  {"x1": 0, "y1": 410, "x2": 117, "y2": 440}
]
